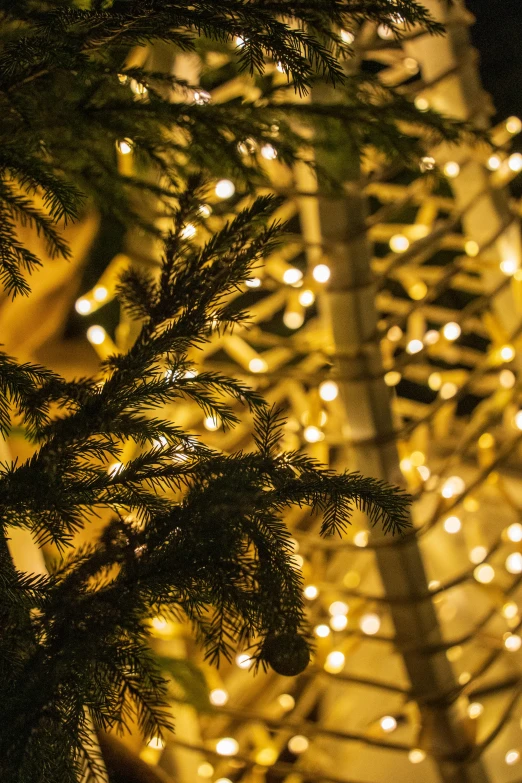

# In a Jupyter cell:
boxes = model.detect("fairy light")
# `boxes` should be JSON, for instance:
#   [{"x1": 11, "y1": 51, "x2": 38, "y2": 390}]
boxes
[
  {"x1": 415, "y1": 97, "x2": 430, "y2": 112},
  {"x1": 505, "y1": 749, "x2": 520, "y2": 765},
  {"x1": 340, "y1": 29, "x2": 355, "y2": 44},
  {"x1": 314, "y1": 624, "x2": 330, "y2": 638},
  {"x1": 514, "y1": 411, "x2": 522, "y2": 431},
  {"x1": 478, "y1": 432, "x2": 495, "y2": 449},
  {"x1": 500, "y1": 369, "x2": 516, "y2": 388},
  {"x1": 408, "y1": 749, "x2": 426, "y2": 764},
  {"x1": 406, "y1": 339, "x2": 423, "y2": 354},
  {"x1": 500, "y1": 344, "x2": 516, "y2": 361},
  {"x1": 505, "y1": 633, "x2": 522, "y2": 651},
  {"x1": 236, "y1": 653, "x2": 251, "y2": 669},
  {"x1": 245, "y1": 277, "x2": 261, "y2": 288},
  {"x1": 312, "y1": 264, "x2": 331, "y2": 283},
  {"x1": 304, "y1": 425, "x2": 324, "y2": 443},
  {"x1": 319, "y1": 381, "x2": 339, "y2": 402},
  {"x1": 181, "y1": 223, "x2": 197, "y2": 240},
  {"x1": 443, "y1": 516, "x2": 462, "y2": 534},
  {"x1": 403, "y1": 57, "x2": 419, "y2": 74},
  {"x1": 354, "y1": 530, "x2": 369, "y2": 547},
  {"x1": 209, "y1": 689, "x2": 229, "y2": 706},
  {"x1": 465, "y1": 240, "x2": 480, "y2": 257},
  {"x1": 428, "y1": 372, "x2": 442, "y2": 391},
  {"x1": 507, "y1": 523, "x2": 522, "y2": 542},
  {"x1": 299, "y1": 289, "x2": 315, "y2": 307},
  {"x1": 283, "y1": 268, "x2": 303, "y2": 285},
  {"x1": 420, "y1": 155, "x2": 436, "y2": 171},
  {"x1": 377, "y1": 24, "x2": 393, "y2": 39},
  {"x1": 470, "y1": 546, "x2": 487, "y2": 564},
  {"x1": 330, "y1": 614, "x2": 348, "y2": 631},
  {"x1": 199, "y1": 203, "x2": 211, "y2": 218},
  {"x1": 304, "y1": 585, "x2": 319, "y2": 600},
  {"x1": 329, "y1": 601, "x2": 348, "y2": 616},
  {"x1": 216, "y1": 779, "x2": 233, "y2": 783},
  {"x1": 359, "y1": 613, "x2": 381, "y2": 635},
  {"x1": 283, "y1": 311, "x2": 304, "y2": 330},
  {"x1": 389, "y1": 234, "x2": 410, "y2": 253},
  {"x1": 193, "y1": 89, "x2": 211, "y2": 105},
  {"x1": 93, "y1": 286, "x2": 108, "y2": 302},
  {"x1": 204, "y1": 416, "x2": 220, "y2": 431},
  {"x1": 444, "y1": 161, "x2": 460, "y2": 178},
  {"x1": 424, "y1": 329, "x2": 440, "y2": 345},
  {"x1": 506, "y1": 116, "x2": 522, "y2": 134},
  {"x1": 506, "y1": 553, "x2": 522, "y2": 574},
  {"x1": 468, "y1": 702, "x2": 484, "y2": 719},
  {"x1": 87, "y1": 325, "x2": 106, "y2": 345},
  {"x1": 380, "y1": 716, "x2": 397, "y2": 733},
  {"x1": 276, "y1": 61, "x2": 285, "y2": 73},
  {"x1": 256, "y1": 747, "x2": 277, "y2": 766},
  {"x1": 503, "y1": 602, "x2": 519, "y2": 619},
  {"x1": 215, "y1": 179, "x2": 235, "y2": 199},
  {"x1": 324, "y1": 650, "x2": 345, "y2": 673},
  {"x1": 441, "y1": 476, "x2": 465, "y2": 498},
  {"x1": 429, "y1": 580, "x2": 441, "y2": 591},
  {"x1": 487, "y1": 154, "x2": 502, "y2": 171},
  {"x1": 440, "y1": 382, "x2": 458, "y2": 400},
  {"x1": 147, "y1": 736, "x2": 165, "y2": 750},
  {"x1": 116, "y1": 138, "x2": 133, "y2": 155},
  {"x1": 261, "y1": 144, "x2": 277, "y2": 160},
  {"x1": 151, "y1": 617, "x2": 169, "y2": 633},
  {"x1": 418, "y1": 466, "x2": 430, "y2": 481},
  {"x1": 278, "y1": 693, "x2": 295, "y2": 711},
  {"x1": 474, "y1": 564, "x2": 495, "y2": 584},
  {"x1": 443, "y1": 322, "x2": 461, "y2": 341},
  {"x1": 75, "y1": 298, "x2": 92, "y2": 314},
  {"x1": 216, "y1": 738, "x2": 239, "y2": 756},
  {"x1": 387, "y1": 325, "x2": 403, "y2": 341},
  {"x1": 249, "y1": 357, "x2": 267, "y2": 373},
  {"x1": 508, "y1": 153, "x2": 522, "y2": 172},
  {"x1": 500, "y1": 258, "x2": 519, "y2": 275},
  {"x1": 459, "y1": 672, "x2": 471, "y2": 685},
  {"x1": 409, "y1": 281, "x2": 428, "y2": 300},
  {"x1": 384, "y1": 371, "x2": 401, "y2": 387},
  {"x1": 400, "y1": 458, "x2": 412, "y2": 473},
  {"x1": 130, "y1": 79, "x2": 147, "y2": 96},
  {"x1": 288, "y1": 735, "x2": 309, "y2": 754},
  {"x1": 197, "y1": 762, "x2": 214, "y2": 778},
  {"x1": 234, "y1": 36, "x2": 245, "y2": 47}
]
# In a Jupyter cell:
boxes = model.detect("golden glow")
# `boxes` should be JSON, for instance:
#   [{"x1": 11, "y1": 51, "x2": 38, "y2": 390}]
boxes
[
  {"x1": 507, "y1": 523, "x2": 522, "y2": 542},
  {"x1": 443, "y1": 516, "x2": 461, "y2": 534},
  {"x1": 443, "y1": 161, "x2": 460, "y2": 178},
  {"x1": 324, "y1": 650, "x2": 345, "y2": 673},
  {"x1": 505, "y1": 553, "x2": 522, "y2": 574},
  {"x1": 147, "y1": 737, "x2": 165, "y2": 750},
  {"x1": 440, "y1": 382, "x2": 458, "y2": 400},
  {"x1": 380, "y1": 716, "x2": 397, "y2": 733},
  {"x1": 459, "y1": 672, "x2": 471, "y2": 685},
  {"x1": 442, "y1": 322, "x2": 461, "y2": 341},
  {"x1": 506, "y1": 116, "x2": 522, "y2": 134},
  {"x1": 312, "y1": 264, "x2": 331, "y2": 283},
  {"x1": 116, "y1": 138, "x2": 133, "y2": 154},
  {"x1": 215, "y1": 179, "x2": 235, "y2": 199},
  {"x1": 319, "y1": 380, "x2": 339, "y2": 402},
  {"x1": 283, "y1": 268, "x2": 302, "y2": 285},
  {"x1": 198, "y1": 203, "x2": 211, "y2": 218},
  {"x1": 209, "y1": 689, "x2": 228, "y2": 706},
  {"x1": 288, "y1": 735, "x2": 309, "y2": 754},
  {"x1": 387, "y1": 325, "x2": 403, "y2": 342},
  {"x1": 415, "y1": 97, "x2": 430, "y2": 112},
  {"x1": 408, "y1": 749, "x2": 426, "y2": 764},
  {"x1": 508, "y1": 153, "x2": 522, "y2": 172},
  {"x1": 340, "y1": 29, "x2": 355, "y2": 44},
  {"x1": 204, "y1": 416, "x2": 220, "y2": 431},
  {"x1": 500, "y1": 258, "x2": 519, "y2": 275},
  {"x1": 278, "y1": 693, "x2": 295, "y2": 711},
  {"x1": 424, "y1": 329, "x2": 439, "y2": 345},
  {"x1": 249, "y1": 357, "x2": 267, "y2": 373},
  {"x1": 299, "y1": 289, "x2": 315, "y2": 307},
  {"x1": 256, "y1": 747, "x2": 277, "y2": 766},
  {"x1": 181, "y1": 223, "x2": 197, "y2": 240},
  {"x1": 487, "y1": 154, "x2": 502, "y2": 170},
  {"x1": 235, "y1": 653, "x2": 251, "y2": 669},
  {"x1": 474, "y1": 564, "x2": 495, "y2": 584},
  {"x1": 329, "y1": 601, "x2": 348, "y2": 616},
  {"x1": 505, "y1": 633, "x2": 522, "y2": 651},
  {"x1": 93, "y1": 285, "x2": 108, "y2": 302},
  {"x1": 330, "y1": 614, "x2": 348, "y2": 631},
  {"x1": 464, "y1": 240, "x2": 480, "y2": 257},
  {"x1": 261, "y1": 143, "x2": 278, "y2": 160},
  {"x1": 283, "y1": 311, "x2": 304, "y2": 330},
  {"x1": 389, "y1": 234, "x2": 410, "y2": 253},
  {"x1": 343, "y1": 570, "x2": 360, "y2": 588},
  {"x1": 304, "y1": 425, "x2": 324, "y2": 443},
  {"x1": 359, "y1": 613, "x2": 380, "y2": 635},
  {"x1": 478, "y1": 432, "x2": 494, "y2": 449},
  {"x1": 354, "y1": 530, "x2": 369, "y2": 547},
  {"x1": 304, "y1": 584, "x2": 319, "y2": 600},
  {"x1": 86, "y1": 325, "x2": 106, "y2": 345},
  {"x1": 75, "y1": 297, "x2": 92, "y2": 315},
  {"x1": 245, "y1": 277, "x2": 261, "y2": 288},
  {"x1": 314, "y1": 624, "x2": 330, "y2": 638},
  {"x1": 409, "y1": 281, "x2": 427, "y2": 300},
  {"x1": 410, "y1": 451, "x2": 425, "y2": 466},
  {"x1": 234, "y1": 36, "x2": 245, "y2": 47},
  {"x1": 441, "y1": 476, "x2": 465, "y2": 498},
  {"x1": 467, "y1": 702, "x2": 484, "y2": 719},
  {"x1": 502, "y1": 602, "x2": 519, "y2": 620},
  {"x1": 428, "y1": 372, "x2": 442, "y2": 391},
  {"x1": 406, "y1": 339, "x2": 423, "y2": 355},
  {"x1": 505, "y1": 749, "x2": 520, "y2": 766},
  {"x1": 515, "y1": 411, "x2": 522, "y2": 431},
  {"x1": 500, "y1": 344, "x2": 516, "y2": 362},
  {"x1": 384, "y1": 371, "x2": 401, "y2": 387},
  {"x1": 216, "y1": 738, "x2": 239, "y2": 756},
  {"x1": 469, "y1": 546, "x2": 487, "y2": 564},
  {"x1": 500, "y1": 369, "x2": 516, "y2": 389},
  {"x1": 417, "y1": 465, "x2": 430, "y2": 481},
  {"x1": 377, "y1": 24, "x2": 393, "y2": 39},
  {"x1": 197, "y1": 762, "x2": 214, "y2": 778},
  {"x1": 420, "y1": 155, "x2": 436, "y2": 171}
]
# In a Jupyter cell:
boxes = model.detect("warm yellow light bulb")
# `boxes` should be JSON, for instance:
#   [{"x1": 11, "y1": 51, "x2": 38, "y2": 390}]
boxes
[
  {"x1": 330, "y1": 614, "x2": 348, "y2": 631},
  {"x1": 505, "y1": 749, "x2": 520, "y2": 765},
  {"x1": 299, "y1": 289, "x2": 315, "y2": 307},
  {"x1": 288, "y1": 735, "x2": 309, "y2": 754},
  {"x1": 314, "y1": 624, "x2": 330, "y2": 638},
  {"x1": 443, "y1": 516, "x2": 461, "y2": 534},
  {"x1": 324, "y1": 650, "x2": 345, "y2": 673},
  {"x1": 235, "y1": 653, "x2": 251, "y2": 669},
  {"x1": 87, "y1": 325, "x2": 106, "y2": 345},
  {"x1": 505, "y1": 553, "x2": 522, "y2": 574},
  {"x1": 500, "y1": 369, "x2": 516, "y2": 388},
  {"x1": 209, "y1": 689, "x2": 228, "y2": 706},
  {"x1": 181, "y1": 223, "x2": 197, "y2": 240},
  {"x1": 408, "y1": 749, "x2": 426, "y2": 764},
  {"x1": 93, "y1": 285, "x2": 108, "y2": 302},
  {"x1": 261, "y1": 144, "x2": 277, "y2": 160},
  {"x1": 278, "y1": 693, "x2": 295, "y2": 711},
  {"x1": 444, "y1": 161, "x2": 460, "y2": 178},
  {"x1": 116, "y1": 138, "x2": 133, "y2": 154},
  {"x1": 304, "y1": 585, "x2": 319, "y2": 600},
  {"x1": 415, "y1": 97, "x2": 430, "y2": 112},
  {"x1": 353, "y1": 530, "x2": 369, "y2": 547},
  {"x1": 507, "y1": 523, "x2": 522, "y2": 542},
  {"x1": 505, "y1": 633, "x2": 522, "y2": 652},
  {"x1": 506, "y1": 116, "x2": 522, "y2": 134},
  {"x1": 329, "y1": 601, "x2": 348, "y2": 616},
  {"x1": 380, "y1": 716, "x2": 397, "y2": 733},
  {"x1": 467, "y1": 702, "x2": 484, "y2": 719},
  {"x1": 508, "y1": 153, "x2": 522, "y2": 172},
  {"x1": 474, "y1": 563, "x2": 495, "y2": 584},
  {"x1": 319, "y1": 380, "x2": 339, "y2": 402},
  {"x1": 440, "y1": 382, "x2": 458, "y2": 400},
  {"x1": 304, "y1": 425, "x2": 324, "y2": 443},
  {"x1": 502, "y1": 601, "x2": 519, "y2": 620},
  {"x1": 478, "y1": 432, "x2": 494, "y2": 449},
  {"x1": 443, "y1": 322, "x2": 461, "y2": 341},
  {"x1": 487, "y1": 154, "x2": 502, "y2": 170},
  {"x1": 249, "y1": 357, "x2": 267, "y2": 373},
  {"x1": 204, "y1": 416, "x2": 220, "y2": 431},
  {"x1": 312, "y1": 264, "x2": 331, "y2": 283},
  {"x1": 406, "y1": 339, "x2": 423, "y2": 355},
  {"x1": 500, "y1": 344, "x2": 516, "y2": 362},
  {"x1": 340, "y1": 29, "x2": 355, "y2": 44},
  {"x1": 215, "y1": 179, "x2": 235, "y2": 199},
  {"x1": 75, "y1": 297, "x2": 92, "y2": 315},
  {"x1": 389, "y1": 234, "x2": 410, "y2": 253},
  {"x1": 283, "y1": 311, "x2": 304, "y2": 330},
  {"x1": 216, "y1": 738, "x2": 239, "y2": 756},
  {"x1": 359, "y1": 613, "x2": 380, "y2": 635},
  {"x1": 500, "y1": 258, "x2": 519, "y2": 275},
  {"x1": 384, "y1": 371, "x2": 401, "y2": 387},
  {"x1": 464, "y1": 240, "x2": 480, "y2": 257},
  {"x1": 469, "y1": 546, "x2": 487, "y2": 564},
  {"x1": 387, "y1": 325, "x2": 403, "y2": 342},
  {"x1": 514, "y1": 411, "x2": 522, "y2": 431},
  {"x1": 441, "y1": 476, "x2": 465, "y2": 498},
  {"x1": 245, "y1": 277, "x2": 261, "y2": 288},
  {"x1": 283, "y1": 268, "x2": 303, "y2": 285},
  {"x1": 197, "y1": 762, "x2": 214, "y2": 778}
]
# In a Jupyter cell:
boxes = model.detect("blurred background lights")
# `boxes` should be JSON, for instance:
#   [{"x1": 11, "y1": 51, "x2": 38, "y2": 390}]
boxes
[
  {"x1": 299, "y1": 289, "x2": 315, "y2": 306},
  {"x1": 389, "y1": 234, "x2": 410, "y2": 253},
  {"x1": 340, "y1": 29, "x2": 355, "y2": 44},
  {"x1": 406, "y1": 339, "x2": 423, "y2": 354},
  {"x1": 324, "y1": 650, "x2": 345, "y2": 673},
  {"x1": 288, "y1": 735, "x2": 309, "y2": 754},
  {"x1": 261, "y1": 143, "x2": 277, "y2": 160},
  {"x1": 380, "y1": 716, "x2": 397, "y2": 733},
  {"x1": 507, "y1": 523, "x2": 522, "y2": 542},
  {"x1": 319, "y1": 381, "x2": 339, "y2": 402},
  {"x1": 304, "y1": 425, "x2": 324, "y2": 443},
  {"x1": 215, "y1": 179, "x2": 235, "y2": 199},
  {"x1": 504, "y1": 633, "x2": 522, "y2": 652},
  {"x1": 249, "y1": 357, "x2": 267, "y2": 373},
  {"x1": 500, "y1": 344, "x2": 515, "y2": 361},
  {"x1": 312, "y1": 264, "x2": 331, "y2": 283},
  {"x1": 216, "y1": 737, "x2": 239, "y2": 756},
  {"x1": 505, "y1": 552, "x2": 522, "y2": 574},
  {"x1": 487, "y1": 154, "x2": 502, "y2": 170},
  {"x1": 514, "y1": 411, "x2": 522, "y2": 431},
  {"x1": 147, "y1": 737, "x2": 165, "y2": 750},
  {"x1": 197, "y1": 762, "x2": 214, "y2": 778},
  {"x1": 384, "y1": 371, "x2": 401, "y2": 387},
  {"x1": 314, "y1": 624, "x2": 330, "y2": 638},
  {"x1": 506, "y1": 116, "x2": 522, "y2": 134},
  {"x1": 469, "y1": 546, "x2": 488, "y2": 564},
  {"x1": 408, "y1": 749, "x2": 426, "y2": 764},
  {"x1": 474, "y1": 564, "x2": 495, "y2": 584},
  {"x1": 508, "y1": 153, "x2": 522, "y2": 172},
  {"x1": 441, "y1": 476, "x2": 465, "y2": 498},
  {"x1": 443, "y1": 161, "x2": 460, "y2": 178},
  {"x1": 209, "y1": 689, "x2": 228, "y2": 706},
  {"x1": 329, "y1": 601, "x2": 348, "y2": 616},
  {"x1": 93, "y1": 285, "x2": 108, "y2": 302},
  {"x1": 467, "y1": 702, "x2": 484, "y2": 719},
  {"x1": 86, "y1": 325, "x2": 106, "y2": 345},
  {"x1": 278, "y1": 693, "x2": 295, "y2": 711},
  {"x1": 359, "y1": 613, "x2": 381, "y2": 635},
  {"x1": 235, "y1": 653, "x2": 251, "y2": 669},
  {"x1": 75, "y1": 297, "x2": 92, "y2": 314},
  {"x1": 387, "y1": 325, "x2": 403, "y2": 341},
  {"x1": 354, "y1": 530, "x2": 369, "y2": 547},
  {"x1": 465, "y1": 239, "x2": 480, "y2": 257},
  {"x1": 500, "y1": 257, "x2": 519, "y2": 275},
  {"x1": 502, "y1": 601, "x2": 519, "y2": 620},
  {"x1": 443, "y1": 515, "x2": 462, "y2": 534},
  {"x1": 500, "y1": 369, "x2": 516, "y2": 388},
  {"x1": 330, "y1": 614, "x2": 348, "y2": 631},
  {"x1": 443, "y1": 322, "x2": 461, "y2": 341},
  {"x1": 283, "y1": 268, "x2": 303, "y2": 285},
  {"x1": 304, "y1": 584, "x2": 319, "y2": 599},
  {"x1": 505, "y1": 749, "x2": 520, "y2": 765}
]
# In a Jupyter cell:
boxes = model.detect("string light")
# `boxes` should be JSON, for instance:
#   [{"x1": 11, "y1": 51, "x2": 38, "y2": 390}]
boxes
[
  {"x1": 443, "y1": 161, "x2": 460, "y2": 178},
  {"x1": 276, "y1": 61, "x2": 285, "y2": 73},
  {"x1": 234, "y1": 36, "x2": 245, "y2": 47},
  {"x1": 442, "y1": 322, "x2": 461, "y2": 341},
  {"x1": 443, "y1": 516, "x2": 462, "y2": 534},
  {"x1": 198, "y1": 204, "x2": 211, "y2": 218},
  {"x1": 312, "y1": 264, "x2": 331, "y2": 283},
  {"x1": 256, "y1": 747, "x2": 277, "y2": 766},
  {"x1": 329, "y1": 601, "x2": 348, "y2": 616},
  {"x1": 415, "y1": 97, "x2": 430, "y2": 112},
  {"x1": 204, "y1": 416, "x2": 220, "y2": 431},
  {"x1": 86, "y1": 325, "x2": 106, "y2": 345},
  {"x1": 459, "y1": 672, "x2": 471, "y2": 685},
  {"x1": 340, "y1": 29, "x2": 355, "y2": 44},
  {"x1": 503, "y1": 602, "x2": 519, "y2": 619},
  {"x1": 500, "y1": 344, "x2": 516, "y2": 361},
  {"x1": 288, "y1": 735, "x2": 309, "y2": 754},
  {"x1": 505, "y1": 749, "x2": 520, "y2": 765},
  {"x1": 304, "y1": 585, "x2": 319, "y2": 599},
  {"x1": 245, "y1": 277, "x2": 261, "y2": 288},
  {"x1": 324, "y1": 650, "x2": 345, "y2": 673},
  {"x1": 249, "y1": 357, "x2": 267, "y2": 373},
  {"x1": 408, "y1": 749, "x2": 426, "y2": 764},
  {"x1": 487, "y1": 154, "x2": 502, "y2": 171},
  {"x1": 193, "y1": 90, "x2": 211, "y2": 105},
  {"x1": 474, "y1": 564, "x2": 495, "y2": 584},
  {"x1": 93, "y1": 286, "x2": 108, "y2": 302},
  {"x1": 469, "y1": 546, "x2": 488, "y2": 564},
  {"x1": 507, "y1": 523, "x2": 522, "y2": 542},
  {"x1": 319, "y1": 381, "x2": 339, "y2": 402},
  {"x1": 428, "y1": 372, "x2": 442, "y2": 391},
  {"x1": 506, "y1": 116, "x2": 522, "y2": 134},
  {"x1": 314, "y1": 624, "x2": 330, "y2": 638},
  {"x1": 116, "y1": 138, "x2": 133, "y2": 155},
  {"x1": 478, "y1": 432, "x2": 494, "y2": 449},
  {"x1": 441, "y1": 476, "x2": 465, "y2": 498},
  {"x1": 465, "y1": 240, "x2": 480, "y2": 257},
  {"x1": 424, "y1": 329, "x2": 440, "y2": 345},
  {"x1": 406, "y1": 339, "x2": 423, "y2": 354},
  {"x1": 215, "y1": 179, "x2": 235, "y2": 199},
  {"x1": 278, "y1": 693, "x2": 295, "y2": 711},
  {"x1": 181, "y1": 223, "x2": 197, "y2": 240},
  {"x1": 514, "y1": 411, "x2": 522, "y2": 431},
  {"x1": 216, "y1": 779, "x2": 232, "y2": 783},
  {"x1": 387, "y1": 325, "x2": 403, "y2": 341},
  {"x1": 377, "y1": 24, "x2": 393, "y2": 39},
  {"x1": 508, "y1": 153, "x2": 522, "y2": 172},
  {"x1": 389, "y1": 234, "x2": 410, "y2": 253},
  {"x1": 384, "y1": 371, "x2": 401, "y2": 386},
  {"x1": 283, "y1": 311, "x2": 304, "y2": 329},
  {"x1": 359, "y1": 613, "x2": 381, "y2": 635},
  {"x1": 261, "y1": 144, "x2": 277, "y2": 160},
  {"x1": 330, "y1": 614, "x2": 348, "y2": 631},
  {"x1": 354, "y1": 530, "x2": 369, "y2": 547},
  {"x1": 216, "y1": 738, "x2": 239, "y2": 756},
  {"x1": 304, "y1": 425, "x2": 324, "y2": 443},
  {"x1": 467, "y1": 702, "x2": 484, "y2": 719},
  {"x1": 130, "y1": 79, "x2": 147, "y2": 96},
  {"x1": 500, "y1": 369, "x2": 516, "y2": 388},
  {"x1": 235, "y1": 653, "x2": 251, "y2": 669},
  {"x1": 420, "y1": 155, "x2": 436, "y2": 171},
  {"x1": 197, "y1": 762, "x2": 214, "y2": 778},
  {"x1": 380, "y1": 716, "x2": 397, "y2": 733},
  {"x1": 403, "y1": 57, "x2": 419, "y2": 74},
  {"x1": 147, "y1": 737, "x2": 165, "y2": 750},
  {"x1": 299, "y1": 289, "x2": 315, "y2": 306},
  {"x1": 506, "y1": 553, "x2": 522, "y2": 574},
  {"x1": 283, "y1": 268, "x2": 303, "y2": 285},
  {"x1": 209, "y1": 689, "x2": 228, "y2": 706},
  {"x1": 418, "y1": 465, "x2": 430, "y2": 481},
  {"x1": 500, "y1": 258, "x2": 519, "y2": 275},
  {"x1": 75, "y1": 298, "x2": 92, "y2": 314},
  {"x1": 440, "y1": 382, "x2": 458, "y2": 399}
]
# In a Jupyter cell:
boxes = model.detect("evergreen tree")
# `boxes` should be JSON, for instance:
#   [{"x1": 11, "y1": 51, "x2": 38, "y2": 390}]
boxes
[{"x1": 0, "y1": 2, "x2": 472, "y2": 781}]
